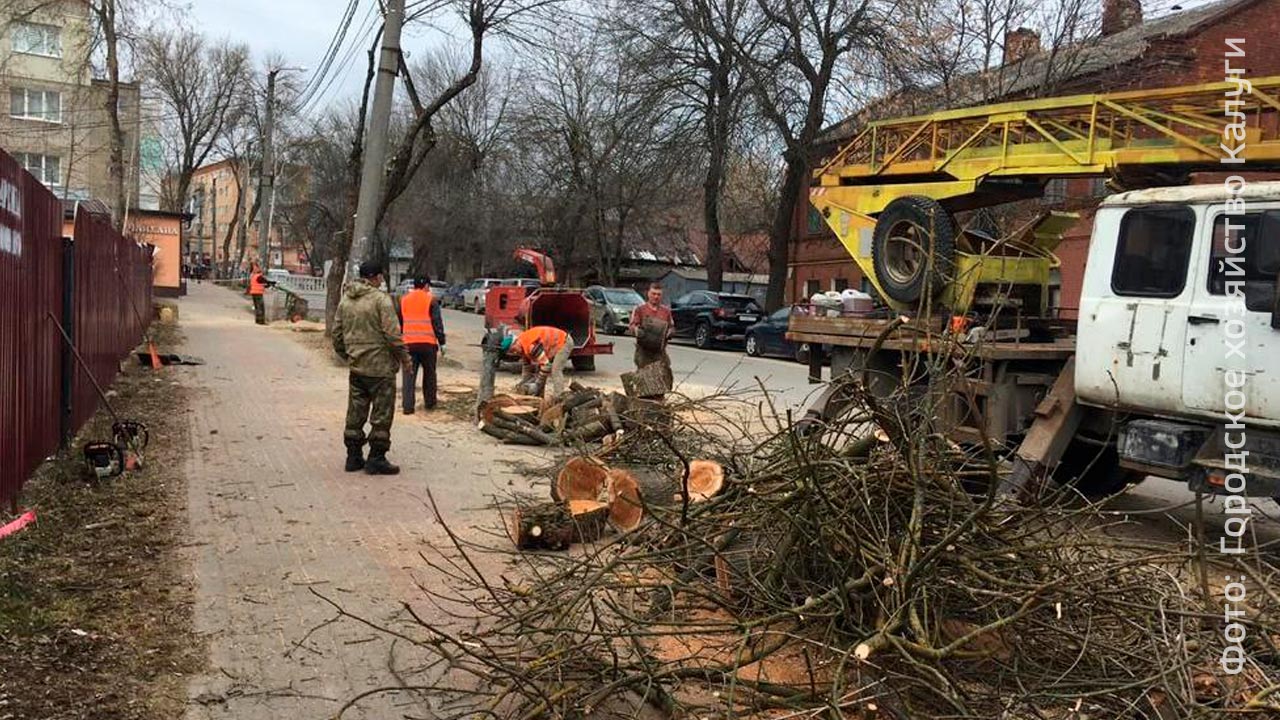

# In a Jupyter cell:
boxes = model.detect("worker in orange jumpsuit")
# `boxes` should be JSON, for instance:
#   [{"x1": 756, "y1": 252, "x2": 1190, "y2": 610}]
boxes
[
  {"x1": 245, "y1": 263, "x2": 274, "y2": 325},
  {"x1": 398, "y1": 277, "x2": 446, "y2": 413},
  {"x1": 501, "y1": 325, "x2": 572, "y2": 399}
]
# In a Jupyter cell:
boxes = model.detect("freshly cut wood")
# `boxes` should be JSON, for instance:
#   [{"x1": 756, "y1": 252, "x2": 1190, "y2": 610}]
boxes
[
  {"x1": 508, "y1": 503, "x2": 575, "y2": 551},
  {"x1": 440, "y1": 384, "x2": 473, "y2": 395},
  {"x1": 554, "y1": 456, "x2": 610, "y2": 502},
  {"x1": 687, "y1": 460, "x2": 725, "y2": 502},
  {"x1": 567, "y1": 500, "x2": 610, "y2": 543},
  {"x1": 501, "y1": 404, "x2": 541, "y2": 421},
  {"x1": 480, "y1": 394, "x2": 542, "y2": 424},
  {"x1": 540, "y1": 402, "x2": 566, "y2": 429},
  {"x1": 607, "y1": 469, "x2": 644, "y2": 532},
  {"x1": 621, "y1": 361, "x2": 670, "y2": 398}
]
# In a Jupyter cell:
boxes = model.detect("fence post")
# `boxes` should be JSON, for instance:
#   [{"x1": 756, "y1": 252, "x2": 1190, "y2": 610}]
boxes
[{"x1": 60, "y1": 236, "x2": 74, "y2": 446}]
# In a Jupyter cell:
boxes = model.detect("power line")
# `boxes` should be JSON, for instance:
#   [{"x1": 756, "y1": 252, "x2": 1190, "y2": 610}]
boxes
[
  {"x1": 295, "y1": 0, "x2": 362, "y2": 109},
  {"x1": 301, "y1": 1, "x2": 382, "y2": 115}
]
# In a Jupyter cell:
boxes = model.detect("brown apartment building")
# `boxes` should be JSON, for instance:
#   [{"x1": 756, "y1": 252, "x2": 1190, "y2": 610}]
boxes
[
  {"x1": 0, "y1": 0, "x2": 141, "y2": 207},
  {"x1": 791, "y1": 0, "x2": 1280, "y2": 313},
  {"x1": 188, "y1": 159, "x2": 312, "y2": 275}
]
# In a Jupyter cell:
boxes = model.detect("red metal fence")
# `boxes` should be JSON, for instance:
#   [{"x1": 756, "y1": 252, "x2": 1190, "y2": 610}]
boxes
[{"x1": 0, "y1": 150, "x2": 154, "y2": 512}]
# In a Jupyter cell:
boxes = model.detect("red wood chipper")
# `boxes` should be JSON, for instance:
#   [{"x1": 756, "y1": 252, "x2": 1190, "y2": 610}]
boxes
[{"x1": 484, "y1": 249, "x2": 613, "y2": 371}]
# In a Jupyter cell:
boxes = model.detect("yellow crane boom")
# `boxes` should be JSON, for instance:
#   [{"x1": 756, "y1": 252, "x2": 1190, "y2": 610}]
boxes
[{"x1": 809, "y1": 77, "x2": 1280, "y2": 311}]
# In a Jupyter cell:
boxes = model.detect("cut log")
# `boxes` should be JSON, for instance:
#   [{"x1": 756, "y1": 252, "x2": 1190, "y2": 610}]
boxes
[
  {"x1": 440, "y1": 384, "x2": 473, "y2": 395},
  {"x1": 540, "y1": 402, "x2": 567, "y2": 430},
  {"x1": 480, "y1": 394, "x2": 542, "y2": 424},
  {"x1": 687, "y1": 460, "x2": 725, "y2": 502},
  {"x1": 622, "y1": 398, "x2": 672, "y2": 431},
  {"x1": 563, "y1": 418, "x2": 612, "y2": 443},
  {"x1": 501, "y1": 404, "x2": 541, "y2": 422},
  {"x1": 554, "y1": 456, "x2": 610, "y2": 503},
  {"x1": 621, "y1": 360, "x2": 671, "y2": 398},
  {"x1": 507, "y1": 503, "x2": 575, "y2": 551},
  {"x1": 607, "y1": 469, "x2": 644, "y2": 533},
  {"x1": 567, "y1": 500, "x2": 610, "y2": 543},
  {"x1": 491, "y1": 414, "x2": 555, "y2": 445}
]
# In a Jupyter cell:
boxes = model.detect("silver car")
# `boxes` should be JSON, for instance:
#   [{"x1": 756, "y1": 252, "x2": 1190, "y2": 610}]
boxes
[{"x1": 584, "y1": 285, "x2": 644, "y2": 335}]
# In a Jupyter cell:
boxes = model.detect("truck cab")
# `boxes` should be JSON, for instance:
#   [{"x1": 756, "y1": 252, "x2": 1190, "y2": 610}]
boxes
[{"x1": 1075, "y1": 183, "x2": 1280, "y2": 495}]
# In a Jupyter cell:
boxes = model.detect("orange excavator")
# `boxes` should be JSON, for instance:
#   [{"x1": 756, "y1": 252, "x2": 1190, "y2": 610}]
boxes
[{"x1": 485, "y1": 249, "x2": 612, "y2": 371}]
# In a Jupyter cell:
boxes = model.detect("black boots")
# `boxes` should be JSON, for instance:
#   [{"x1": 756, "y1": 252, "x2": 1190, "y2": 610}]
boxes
[
  {"x1": 344, "y1": 445, "x2": 365, "y2": 472},
  {"x1": 364, "y1": 449, "x2": 400, "y2": 475}
]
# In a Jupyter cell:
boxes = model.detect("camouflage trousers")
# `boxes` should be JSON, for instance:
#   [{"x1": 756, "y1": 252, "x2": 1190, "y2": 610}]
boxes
[{"x1": 344, "y1": 372, "x2": 397, "y2": 452}]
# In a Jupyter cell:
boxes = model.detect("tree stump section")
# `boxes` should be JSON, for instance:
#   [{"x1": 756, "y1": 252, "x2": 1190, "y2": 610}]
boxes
[
  {"x1": 554, "y1": 456, "x2": 609, "y2": 502},
  {"x1": 508, "y1": 500, "x2": 611, "y2": 550}
]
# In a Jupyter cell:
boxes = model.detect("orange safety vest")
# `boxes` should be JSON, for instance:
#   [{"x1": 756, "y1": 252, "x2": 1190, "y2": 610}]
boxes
[
  {"x1": 248, "y1": 272, "x2": 267, "y2": 296},
  {"x1": 400, "y1": 289, "x2": 438, "y2": 345},
  {"x1": 515, "y1": 326, "x2": 569, "y2": 366}
]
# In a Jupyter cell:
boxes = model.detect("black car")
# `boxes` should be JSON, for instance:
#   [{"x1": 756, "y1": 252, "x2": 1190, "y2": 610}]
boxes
[
  {"x1": 744, "y1": 308, "x2": 815, "y2": 363},
  {"x1": 670, "y1": 291, "x2": 764, "y2": 349}
]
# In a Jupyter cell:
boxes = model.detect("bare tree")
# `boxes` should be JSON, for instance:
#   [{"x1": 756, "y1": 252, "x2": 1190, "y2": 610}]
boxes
[
  {"x1": 737, "y1": 0, "x2": 890, "y2": 310},
  {"x1": 621, "y1": 0, "x2": 760, "y2": 290},
  {"x1": 143, "y1": 29, "x2": 250, "y2": 212}
]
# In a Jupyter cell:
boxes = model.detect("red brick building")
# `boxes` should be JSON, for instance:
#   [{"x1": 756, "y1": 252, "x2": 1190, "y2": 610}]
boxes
[{"x1": 791, "y1": 0, "x2": 1280, "y2": 312}]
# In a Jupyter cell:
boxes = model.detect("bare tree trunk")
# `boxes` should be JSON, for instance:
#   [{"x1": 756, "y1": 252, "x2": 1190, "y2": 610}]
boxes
[
  {"x1": 765, "y1": 150, "x2": 806, "y2": 311},
  {"x1": 98, "y1": 0, "x2": 127, "y2": 229}
]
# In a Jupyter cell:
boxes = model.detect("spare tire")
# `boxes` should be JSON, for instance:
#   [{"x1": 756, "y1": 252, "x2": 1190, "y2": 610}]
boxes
[{"x1": 871, "y1": 196, "x2": 957, "y2": 305}]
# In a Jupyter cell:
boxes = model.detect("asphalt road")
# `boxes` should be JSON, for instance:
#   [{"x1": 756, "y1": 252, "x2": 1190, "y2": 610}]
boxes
[{"x1": 438, "y1": 307, "x2": 1280, "y2": 544}]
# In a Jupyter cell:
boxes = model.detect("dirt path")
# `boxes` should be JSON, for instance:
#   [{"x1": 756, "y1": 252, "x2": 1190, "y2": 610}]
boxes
[{"x1": 179, "y1": 284, "x2": 546, "y2": 719}]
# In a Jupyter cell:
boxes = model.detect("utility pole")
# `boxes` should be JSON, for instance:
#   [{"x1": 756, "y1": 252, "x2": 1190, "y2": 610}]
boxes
[
  {"x1": 258, "y1": 69, "x2": 277, "y2": 272},
  {"x1": 350, "y1": 0, "x2": 405, "y2": 276}
]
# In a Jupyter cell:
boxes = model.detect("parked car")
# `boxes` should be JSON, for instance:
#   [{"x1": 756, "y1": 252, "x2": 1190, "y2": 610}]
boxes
[
  {"x1": 266, "y1": 268, "x2": 290, "y2": 283},
  {"x1": 670, "y1": 291, "x2": 764, "y2": 349},
  {"x1": 584, "y1": 286, "x2": 644, "y2": 335},
  {"x1": 392, "y1": 278, "x2": 448, "y2": 300},
  {"x1": 441, "y1": 283, "x2": 467, "y2": 309},
  {"x1": 745, "y1": 308, "x2": 813, "y2": 363},
  {"x1": 461, "y1": 278, "x2": 504, "y2": 313},
  {"x1": 501, "y1": 278, "x2": 541, "y2": 295}
]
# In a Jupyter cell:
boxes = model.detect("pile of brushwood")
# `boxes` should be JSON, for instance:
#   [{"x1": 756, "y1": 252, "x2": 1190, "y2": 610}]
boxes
[{"x1": 360, "y1": 367, "x2": 1280, "y2": 718}]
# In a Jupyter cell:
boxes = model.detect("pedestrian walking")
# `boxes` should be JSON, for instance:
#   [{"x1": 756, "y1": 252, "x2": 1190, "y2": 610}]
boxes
[
  {"x1": 399, "y1": 277, "x2": 446, "y2": 414},
  {"x1": 246, "y1": 263, "x2": 273, "y2": 325},
  {"x1": 628, "y1": 283, "x2": 674, "y2": 391},
  {"x1": 501, "y1": 325, "x2": 573, "y2": 399},
  {"x1": 332, "y1": 261, "x2": 411, "y2": 475}
]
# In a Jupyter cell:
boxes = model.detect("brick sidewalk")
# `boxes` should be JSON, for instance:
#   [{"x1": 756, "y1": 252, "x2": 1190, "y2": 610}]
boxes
[{"x1": 179, "y1": 284, "x2": 538, "y2": 718}]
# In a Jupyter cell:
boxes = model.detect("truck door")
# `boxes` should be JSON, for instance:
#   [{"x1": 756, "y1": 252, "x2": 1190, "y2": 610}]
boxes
[
  {"x1": 1182, "y1": 205, "x2": 1280, "y2": 420},
  {"x1": 1076, "y1": 204, "x2": 1197, "y2": 414}
]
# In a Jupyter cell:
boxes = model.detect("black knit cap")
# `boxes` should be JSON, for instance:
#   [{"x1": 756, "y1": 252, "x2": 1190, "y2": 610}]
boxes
[{"x1": 358, "y1": 260, "x2": 384, "y2": 279}]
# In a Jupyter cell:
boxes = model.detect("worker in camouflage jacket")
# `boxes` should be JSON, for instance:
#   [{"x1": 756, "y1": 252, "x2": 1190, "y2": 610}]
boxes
[{"x1": 332, "y1": 261, "x2": 410, "y2": 475}]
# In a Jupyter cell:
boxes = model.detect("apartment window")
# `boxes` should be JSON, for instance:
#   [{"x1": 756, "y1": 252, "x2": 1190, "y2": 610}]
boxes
[
  {"x1": 833, "y1": 277, "x2": 849, "y2": 292},
  {"x1": 11, "y1": 21, "x2": 61, "y2": 57},
  {"x1": 807, "y1": 205, "x2": 824, "y2": 235},
  {"x1": 9, "y1": 88, "x2": 61, "y2": 122},
  {"x1": 804, "y1": 279, "x2": 822, "y2": 298},
  {"x1": 14, "y1": 153, "x2": 61, "y2": 185},
  {"x1": 1042, "y1": 178, "x2": 1067, "y2": 206}
]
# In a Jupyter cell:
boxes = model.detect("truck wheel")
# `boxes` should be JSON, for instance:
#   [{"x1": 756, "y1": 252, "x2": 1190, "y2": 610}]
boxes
[
  {"x1": 694, "y1": 322, "x2": 712, "y2": 349},
  {"x1": 571, "y1": 356, "x2": 596, "y2": 372},
  {"x1": 1055, "y1": 440, "x2": 1139, "y2": 497},
  {"x1": 794, "y1": 343, "x2": 811, "y2": 365},
  {"x1": 871, "y1": 195, "x2": 957, "y2": 305},
  {"x1": 745, "y1": 333, "x2": 761, "y2": 356}
]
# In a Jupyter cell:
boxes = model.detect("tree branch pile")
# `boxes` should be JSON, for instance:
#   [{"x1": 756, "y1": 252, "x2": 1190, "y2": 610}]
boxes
[{"x1": 362, "y1": 378, "x2": 1280, "y2": 718}]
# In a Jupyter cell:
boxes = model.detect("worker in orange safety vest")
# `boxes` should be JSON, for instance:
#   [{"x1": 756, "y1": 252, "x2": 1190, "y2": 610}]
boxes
[
  {"x1": 500, "y1": 325, "x2": 572, "y2": 399},
  {"x1": 398, "y1": 277, "x2": 446, "y2": 414},
  {"x1": 245, "y1": 263, "x2": 275, "y2": 325}
]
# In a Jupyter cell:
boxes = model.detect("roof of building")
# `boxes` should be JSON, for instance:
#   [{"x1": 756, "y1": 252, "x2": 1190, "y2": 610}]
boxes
[
  {"x1": 60, "y1": 197, "x2": 111, "y2": 220},
  {"x1": 660, "y1": 267, "x2": 768, "y2": 285},
  {"x1": 818, "y1": 0, "x2": 1260, "y2": 145}
]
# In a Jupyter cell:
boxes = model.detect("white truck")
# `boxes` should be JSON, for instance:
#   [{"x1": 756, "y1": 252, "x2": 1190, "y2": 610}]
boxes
[{"x1": 792, "y1": 183, "x2": 1280, "y2": 498}]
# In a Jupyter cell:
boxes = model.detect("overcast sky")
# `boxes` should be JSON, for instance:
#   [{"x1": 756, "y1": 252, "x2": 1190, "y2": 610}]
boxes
[{"x1": 184, "y1": 0, "x2": 462, "y2": 114}]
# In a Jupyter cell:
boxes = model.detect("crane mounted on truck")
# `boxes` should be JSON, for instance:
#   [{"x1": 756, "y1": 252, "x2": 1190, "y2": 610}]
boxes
[{"x1": 792, "y1": 76, "x2": 1280, "y2": 497}]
